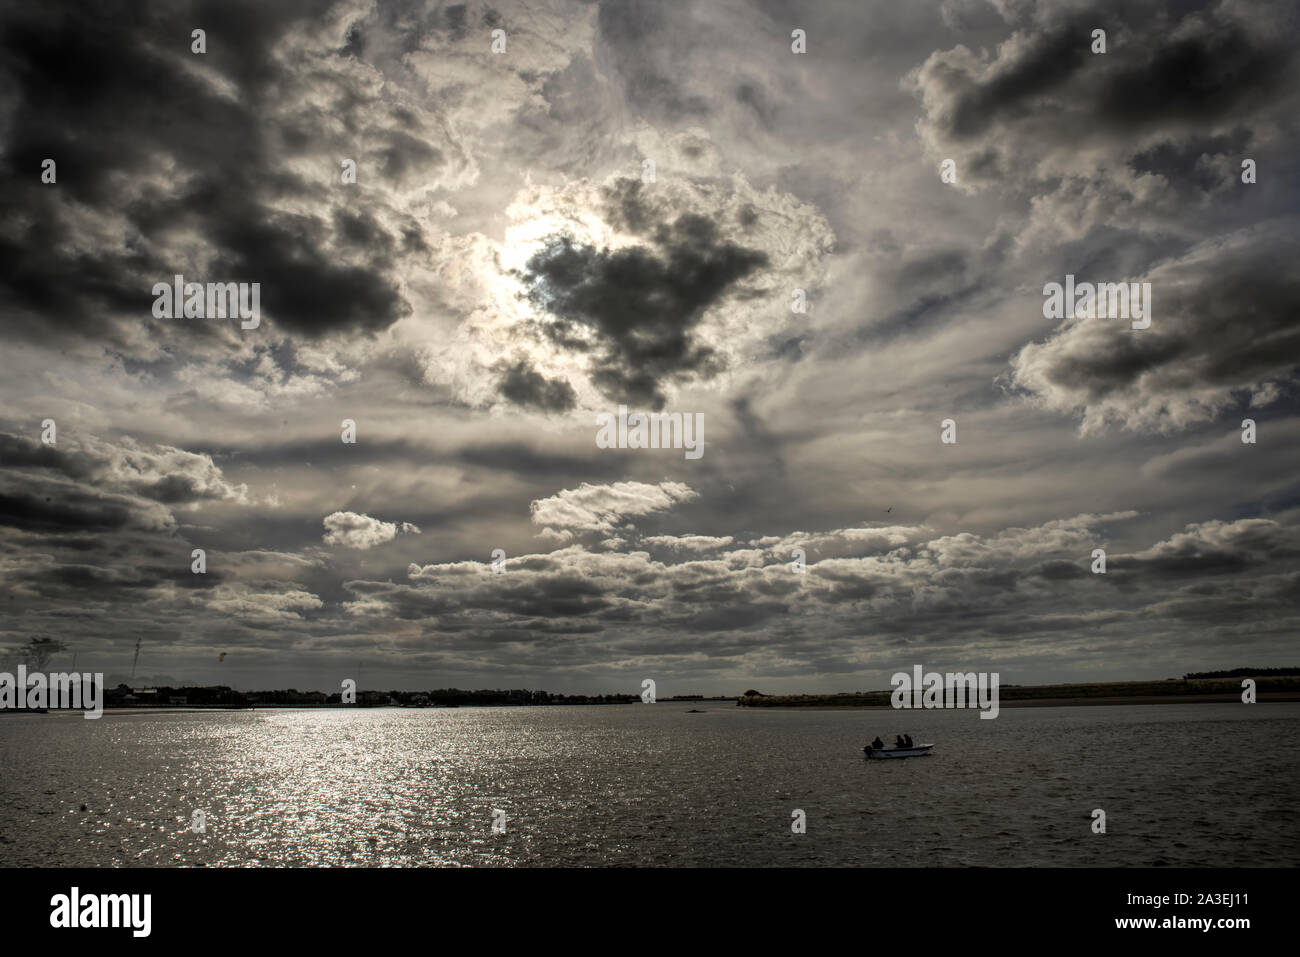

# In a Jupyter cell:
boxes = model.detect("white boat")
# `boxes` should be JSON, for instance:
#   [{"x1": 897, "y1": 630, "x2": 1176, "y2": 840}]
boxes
[{"x1": 864, "y1": 743, "x2": 934, "y2": 759}]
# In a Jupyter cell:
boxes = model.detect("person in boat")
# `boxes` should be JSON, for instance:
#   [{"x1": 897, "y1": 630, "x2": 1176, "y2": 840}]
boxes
[
  {"x1": 895, "y1": 734, "x2": 906, "y2": 748},
  {"x1": 903, "y1": 733, "x2": 914, "y2": 747},
  {"x1": 871, "y1": 736, "x2": 884, "y2": 750}
]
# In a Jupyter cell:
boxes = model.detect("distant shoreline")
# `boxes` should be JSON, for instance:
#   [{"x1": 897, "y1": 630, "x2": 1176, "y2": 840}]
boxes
[
  {"x1": 33, "y1": 692, "x2": 1300, "y2": 717},
  {"x1": 738, "y1": 693, "x2": 1300, "y2": 710},
  {"x1": 14, "y1": 674, "x2": 1299, "y2": 716},
  {"x1": 736, "y1": 675, "x2": 1300, "y2": 709}
]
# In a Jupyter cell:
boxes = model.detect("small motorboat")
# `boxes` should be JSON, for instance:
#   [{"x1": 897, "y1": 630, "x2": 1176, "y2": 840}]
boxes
[{"x1": 864, "y1": 743, "x2": 934, "y2": 759}]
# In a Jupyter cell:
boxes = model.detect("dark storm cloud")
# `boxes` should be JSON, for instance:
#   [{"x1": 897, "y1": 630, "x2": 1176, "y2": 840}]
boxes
[
  {"x1": 934, "y1": 7, "x2": 1293, "y2": 144},
  {"x1": 1113, "y1": 519, "x2": 1300, "y2": 578},
  {"x1": 945, "y1": 22, "x2": 1092, "y2": 139},
  {"x1": 520, "y1": 197, "x2": 768, "y2": 407},
  {"x1": 0, "y1": 432, "x2": 246, "y2": 507},
  {"x1": 1129, "y1": 129, "x2": 1253, "y2": 195},
  {"x1": 0, "y1": 433, "x2": 67, "y2": 470},
  {"x1": 0, "y1": 429, "x2": 263, "y2": 647},
  {"x1": 0, "y1": 458, "x2": 329, "y2": 652},
  {"x1": 905, "y1": 0, "x2": 1300, "y2": 431},
  {"x1": 495, "y1": 358, "x2": 578, "y2": 411},
  {"x1": 0, "y1": 0, "x2": 424, "y2": 345},
  {"x1": 1010, "y1": 229, "x2": 1300, "y2": 430},
  {"x1": 1095, "y1": 19, "x2": 1292, "y2": 128},
  {"x1": 8, "y1": 557, "x2": 226, "y2": 602},
  {"x1": 910, "y1": 0, "x2": 1300, "y2": 223},
  {"x1": 0, "y1": 488, "x2": 137, "y2": 534},
  {"x1": 206, "y1": 207, "x2": 413, "y2": 337}
]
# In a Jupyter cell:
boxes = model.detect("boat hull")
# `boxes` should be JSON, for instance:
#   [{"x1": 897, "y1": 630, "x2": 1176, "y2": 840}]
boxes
[{"x1": 864, "y1": 744, "x2": 934, "y2": 759}]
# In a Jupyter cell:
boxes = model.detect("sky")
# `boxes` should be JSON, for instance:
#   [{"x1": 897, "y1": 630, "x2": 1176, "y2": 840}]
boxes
[{"x1": 0, "y1": 0, "x2": 1297, "y2": 694}]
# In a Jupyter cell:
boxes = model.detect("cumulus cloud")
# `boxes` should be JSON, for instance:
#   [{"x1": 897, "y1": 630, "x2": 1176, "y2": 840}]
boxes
[
  {"x1": 322, "y1": 511, "x2": 421, "y2": 549},
  {"x1": 1007, "y1": 227, "x2": 1300, "y2": 432},
  {"x1": 530, "y1": 481, "x2": 699, "y2": 536},
  {"x1": 0, "y1": 0, "x2": 438, "y2": 350},
  {"x1": 0, "y1": 432, "x2": 248, "y2": 505},
  {"x1": 341, "y1": 509, "x2": 1300, "y2": 680},
  {"x1": 200, "y1": 583, "x2": 325, "y2": 621},
  {"x1": 642, "y1": 534, "x2": 736, "y2": 552},
  {"x1": 908, "y1": 0, "x2": 1296, "y2": 223}
]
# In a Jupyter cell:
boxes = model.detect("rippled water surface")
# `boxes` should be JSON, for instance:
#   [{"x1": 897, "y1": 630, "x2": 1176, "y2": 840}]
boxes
[{"x1": 2, "y1": 703, "x2": 1297, "y2": 866}]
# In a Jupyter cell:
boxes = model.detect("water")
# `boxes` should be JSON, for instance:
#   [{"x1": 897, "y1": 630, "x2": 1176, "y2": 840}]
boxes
[{"x1": 2, "y1": 703, "x2": 1297, "y2": 867}]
